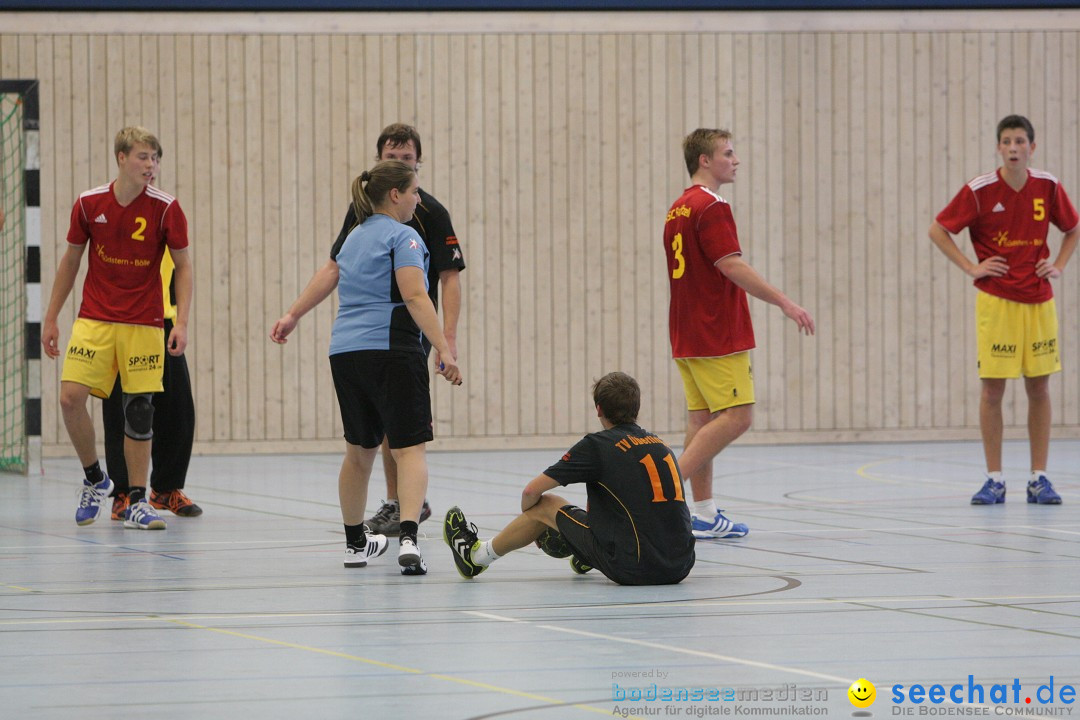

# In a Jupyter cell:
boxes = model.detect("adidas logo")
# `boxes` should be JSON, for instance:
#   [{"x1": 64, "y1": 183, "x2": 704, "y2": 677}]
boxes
[
  {"x1": 992, "y1": 202, "x2": 1005, "y2": 212},
  {"x1": 94, "y1": 214, "x2": 108, "y2": 224}
]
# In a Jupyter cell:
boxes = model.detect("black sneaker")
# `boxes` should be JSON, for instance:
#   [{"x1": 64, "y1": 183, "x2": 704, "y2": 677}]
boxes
[
  {"x1": 570, "y1": 555, "x2": 592, "y2": 575},
  {"x1": 365, "y1": 500, "x2": 400, "y2": 534},
  {"x1": 443, "y1": 506, "x2": 485, "y2": 579}
]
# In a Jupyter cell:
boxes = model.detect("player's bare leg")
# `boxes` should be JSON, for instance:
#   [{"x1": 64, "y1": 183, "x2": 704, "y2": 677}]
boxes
[
  {"x1": 678, "y1": 404, "x2": 753, "y2": 503},
  {"x1": 1025, "y1": 374, "x2": 1052, "y2": 472},
  {"x1": 979, "y1": 378, "x2": 1007, "y2": 473}
]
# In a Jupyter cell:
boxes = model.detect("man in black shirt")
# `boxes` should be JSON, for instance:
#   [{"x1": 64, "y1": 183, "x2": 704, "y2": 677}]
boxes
[{"x1": 444, "y1": 372, "x2": 695, "y2": 586}]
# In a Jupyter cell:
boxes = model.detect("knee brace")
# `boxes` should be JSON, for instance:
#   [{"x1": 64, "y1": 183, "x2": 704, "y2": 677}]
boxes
[{"x1": 122, "y1": 393, "x2": 154, "y2": 440}]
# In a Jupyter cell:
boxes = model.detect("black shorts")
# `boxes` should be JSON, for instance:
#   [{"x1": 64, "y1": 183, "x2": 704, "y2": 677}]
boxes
[
  {"x1": 555, "y1": 505, "x2": 692, "y2": 586},
  {"x1": 329, "y1": 350, "x2": 432, "y2": 449}
]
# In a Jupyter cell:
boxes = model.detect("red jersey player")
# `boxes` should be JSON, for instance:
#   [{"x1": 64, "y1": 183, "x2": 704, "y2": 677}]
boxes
[
  {"x1": 42, "y1": 126, "x2": 193, "y2": 529},
  {"x1": 931, "y1": 114, "x2": 1079, "y2": 506},
  {"x1": 664, "y1": 128, "x2": 814, "y2": 539}
]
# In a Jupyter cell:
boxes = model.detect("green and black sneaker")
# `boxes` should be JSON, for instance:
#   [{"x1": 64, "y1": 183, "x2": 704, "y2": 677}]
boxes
[
  {"x1": 569, "y1": 554, "x2": 593, "y2": 575},
  {"x1": 443, "y1": 506, "x2": 486, "y2": 579}
]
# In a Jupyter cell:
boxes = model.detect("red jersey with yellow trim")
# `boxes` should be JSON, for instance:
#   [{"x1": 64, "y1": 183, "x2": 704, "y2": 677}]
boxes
[
  {"x1": 663, "y1": 185, "x2": 754, "y2": 358},
  {"x1": 936, "y1": 168, "x2": 1079, "y2": 304},
  {"x1": 66, "y1": 182, "x2": 189, "y2": 327}
]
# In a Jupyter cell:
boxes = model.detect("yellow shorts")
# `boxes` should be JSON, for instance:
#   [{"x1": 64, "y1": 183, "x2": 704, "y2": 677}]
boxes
[
  {"x1": 61, "y1": 319, "x2": 165, "y2": 398},
  {"x1": 675, "y1": 353, "x2": 755, "y2": 413},
  {"x1": 976, "y1": 292, "x2": 1061, "y2": 379}
]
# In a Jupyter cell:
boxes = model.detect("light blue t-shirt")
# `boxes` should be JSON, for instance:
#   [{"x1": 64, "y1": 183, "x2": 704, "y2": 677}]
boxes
[{"x1": 329, "y1": 213, "x2": 430, "y2": 356}]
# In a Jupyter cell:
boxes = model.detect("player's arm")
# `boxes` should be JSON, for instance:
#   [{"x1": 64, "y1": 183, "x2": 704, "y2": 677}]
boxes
[
  {"x1": 715, "y1": 254, "x2": 815, "y2": 335},
  {"x1": 397, "y1": 265, "x2": 462, "y2": 385},
  {"x1": 167, "y1": 247, "x2": 192, "y2": 355},
  {"x1": 270, "y1": 259, "x2": 339, "y2": 344},
  {"x1": 437, "y1": 268, "x2": 462, "y2": 362},
  {"x1": 1037, "y1": 225, "x2": 1079, "y2": 278},
  {"x1": 41, "y1": 243, "x2": 87, "y2": 359},
  {"x1": 521, "y1": 473, "x2": 561, "y2": 512},
  {"x1": 928, "y1": 221, "x2": 1008, "y2": 279}
]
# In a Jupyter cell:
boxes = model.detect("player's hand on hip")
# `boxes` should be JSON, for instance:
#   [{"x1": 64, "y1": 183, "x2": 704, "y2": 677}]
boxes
[
  {"x1": 1035, "y1": 258, "x2": 1062, "y2": 279},
  {"x1": 270, "y1": 314, "x2": 297, "y2": 344},
  {"x1": 41, "y1": 320, "x2": 60, "y2": 358},
  {"x1": 970, "y1": 255, "x2": 1009, "y2": 279},
  {"x1": 167, "y1": 323, "x2": 188, "y2": 356}
]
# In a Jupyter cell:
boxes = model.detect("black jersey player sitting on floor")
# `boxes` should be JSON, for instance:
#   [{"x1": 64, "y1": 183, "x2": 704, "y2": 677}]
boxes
[{"x1": 444, "y1": 372, "x2": 696, "y2": 586}]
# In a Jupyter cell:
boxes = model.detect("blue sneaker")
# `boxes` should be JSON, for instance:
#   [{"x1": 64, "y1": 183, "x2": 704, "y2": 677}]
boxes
[
  {"x1": 971, "y1": 478, "x2": 1006, "y2": 505},
  {"x1": 123, "y1": 500, "x2": 167, "y2": 530},
  {"x1": 1027, "y1": 475, "x2": 1062, "y2": 505},
  {"x1": 75, "y1": 474, "x2": 114, "y2": 526},
  {"x1": 690, "y1": 510, "x2": 749, "y2": 539}
]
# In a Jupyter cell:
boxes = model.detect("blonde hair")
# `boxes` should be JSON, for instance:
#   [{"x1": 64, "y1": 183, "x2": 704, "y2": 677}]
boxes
[
  {"x1": 114, "y1": 126, "x2": 162, "y2": 162},
  {"x1": 350, "y1": 160, "x2": 417, "y2": 224},
  {"x1": 682, "y1": 128, "x2": 732, "y2": 176}
]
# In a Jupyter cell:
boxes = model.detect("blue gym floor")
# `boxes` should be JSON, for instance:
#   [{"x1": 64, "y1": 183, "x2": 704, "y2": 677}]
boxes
[{"x1": 1, "y1": 440, "x2": 1078, "y2": 719}]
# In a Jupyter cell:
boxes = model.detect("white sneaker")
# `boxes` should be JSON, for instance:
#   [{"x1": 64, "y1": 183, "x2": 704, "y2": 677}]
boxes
[
  {"x1": 398, "y1": 538, "x2": 427, "y2": 575},
  {"x1": 344, "y1": 533, "x2": 389, "y2": 568}
]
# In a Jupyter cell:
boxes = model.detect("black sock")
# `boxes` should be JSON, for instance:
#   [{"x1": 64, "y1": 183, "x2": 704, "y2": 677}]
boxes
[
  {"x1": 399, "y1": 521, "x2": 418, "y2": 545},
  {"x1": 83, "y1": 461, "x2": 104, "y2": 485},
  {"x1": 345, "y1": 523, "x2": 367, "y2": 548},
  {"x1": 128, "y1": 487, "x2": 147, "y2": 504}
]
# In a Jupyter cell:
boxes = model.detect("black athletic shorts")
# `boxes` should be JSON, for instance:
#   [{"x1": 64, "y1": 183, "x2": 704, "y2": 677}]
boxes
[
  {"x1": 329, "y1": 350, "x2": 433, "y2": 449},
  {"x1": 555, "y1": 504, "x2": 691, "y2": 586}
]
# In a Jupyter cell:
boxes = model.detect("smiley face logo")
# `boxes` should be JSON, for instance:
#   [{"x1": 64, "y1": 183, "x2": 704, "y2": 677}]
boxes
[{"x1": 848, "y1": 678, "x2": 876, "y2": 708}]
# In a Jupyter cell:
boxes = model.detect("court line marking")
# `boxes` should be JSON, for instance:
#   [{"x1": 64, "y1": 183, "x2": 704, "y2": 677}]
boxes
[{"x1": 159, "y1": 618, "x2": 611, "y2": 716}]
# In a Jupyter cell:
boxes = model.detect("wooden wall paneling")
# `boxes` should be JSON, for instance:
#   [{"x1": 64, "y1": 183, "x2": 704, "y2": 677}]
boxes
[
  {"x1": 658, "y1": 32, "x2": 679, "y2": 434},
  {"x1": 884, "y1": 32, "x2": 905, "y2": 429},
  {"x1": 815, "y1": 32, "x2": 834, "y2": 431},
  {"x1": 779, "y1": 33, "x2": 800, "y2": 431},
  {"x1": 172, "y1": 35, "x2": 198, "y2": 437},
  {"x1": 629, "y1": 33, "x2": 655, "y2": 429},
  {"x1": 862, "y1": 34, "x2": 884, "y2": 430},
  {"x1": 326, "y1": 33, "x2": 350, "y2": 442},
  {"x1": 480, "y1": 33, "x2": 502, "y2": 435},
  {"x1": 532, "y1": 34, "x2": 554, "y2": 437},
  {"x1": 276, "y1": 34, "x2": 300, "y2": 440},
  {"x1": 397, "y1": 34, "x2": 415, "y2": 127},
  {"x1": 463, "y1": 33, "x2": 487, "y2": 437},
  {"x1": 498, "y1": 34, "x2": 521, "y2": 437},
  {"x1": 599, "y1": 34, "x2": 620, "y2": 383},
  {"x1": 847, "y1": 33, "x2": 868, "y2": 430},
  {"x1": 831, "y1": 33, "x2": 852, "y2": 430},
  {"x1": 207, "y1": 35, "x2": 230, "y2": 440},
  {"x1": 244, "y1": 34, "x2": 265, "y2": 441},
  {"x1": 1059, "y1": 32, "x2": 1079, "y2": 426},
  {"x1": 311, "y1": 36, "x2": 336, "y2": 441},
  {"x1": 549, "y1": 34, "x2": 572, "y2": 435},
  {"x1": 971, "y1": 32, "x2": 997, "y2": 431},
  {"x1": 37, "y1": 35, "x2": 62, "y2": 447},
  {"x1": 225, "y1": 35, "x2": 248, "y2": 441},
  {"x1": 517, "y1": 35, "x2": 540, "y2": 437},
  {"x1": 581, "y1": 34, "x2": 604, "y2": 429},
  {"x1": 261, "y1": 35, "x2": 283, "y2": 441},
  {"x1": 794, "y1": 33, "x2": 817, "y2": 430},
  {"x1": 614, "y1": 34, "x2": 635, "y2": 386},
  {"x1": 760, "y1": 33, "x2": 784, "y2": 432},
  {"x1": 566, "y1": 33, "x2": 588, "y2": 434},
  {"x1": 189, "y1": 34, "x2": 214, "y2": 442}
]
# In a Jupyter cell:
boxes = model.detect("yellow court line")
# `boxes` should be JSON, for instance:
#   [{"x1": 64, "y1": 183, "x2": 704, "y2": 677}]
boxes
[
  {"x1": 163, "y1": 618, "x2": 611, "y2": 716},
  {"x1": 0, "y1": 584, "x2": 35, "y2": 592}
]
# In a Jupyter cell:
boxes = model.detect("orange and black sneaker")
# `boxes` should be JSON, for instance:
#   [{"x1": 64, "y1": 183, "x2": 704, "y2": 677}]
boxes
[
  {"x1": 149, "y1": 489, "x2": 203, "y2": 517},
  {"x1": 110, "y1": 492, "x2": 129, "y2": 521}
]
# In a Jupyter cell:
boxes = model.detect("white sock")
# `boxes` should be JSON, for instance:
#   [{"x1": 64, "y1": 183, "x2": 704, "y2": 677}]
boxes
[
  {"x1": 1031, "y1": 470, "x2": 1047, "y2": 482},
  {"x1": 986, "y1": 471, "x2": 1003, "y2": 483},
  {"x1": 474, "y1": 540, "x2": 501, "y2": 567},
  {"x1": 692, "y1": 499, "x2": 718, "y2": 518}
]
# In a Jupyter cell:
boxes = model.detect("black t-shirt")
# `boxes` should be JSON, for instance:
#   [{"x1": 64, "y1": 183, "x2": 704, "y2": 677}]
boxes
[
  {"x1": 545, "y1": 424, "x2": 695, "y2": 583},
  {"x1": 331, "y1": 188, "x2": 465, "y2": 309}
]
